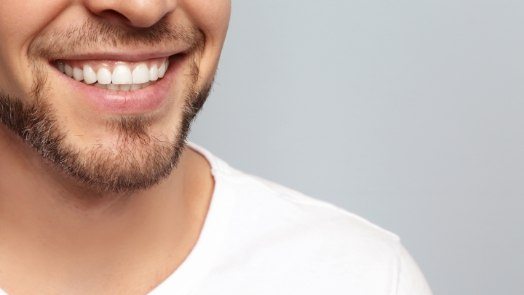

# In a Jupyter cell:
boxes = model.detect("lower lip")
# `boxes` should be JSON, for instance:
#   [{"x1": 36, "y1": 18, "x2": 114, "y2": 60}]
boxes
[{"x1": 55, "y1": 55, "x2": 183, "y2": 114}]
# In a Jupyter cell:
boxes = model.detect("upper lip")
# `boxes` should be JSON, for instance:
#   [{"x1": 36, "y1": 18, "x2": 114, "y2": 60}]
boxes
[{"x1": 50, "y1": 47, "x2": 188, "y2": 62}]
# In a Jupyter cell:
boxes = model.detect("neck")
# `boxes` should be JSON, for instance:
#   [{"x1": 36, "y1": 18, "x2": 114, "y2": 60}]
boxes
[{"x1": 0, "y1": 126, "x2": 214, "y2": 293}]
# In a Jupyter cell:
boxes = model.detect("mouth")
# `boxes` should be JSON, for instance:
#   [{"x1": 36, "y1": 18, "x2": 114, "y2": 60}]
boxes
[
  {"x1": 53, "y1": 55, "x2": 171, "y2": 90},
  {"x1": 49, "y1": 52, "x2": 187, "y2": 114}
]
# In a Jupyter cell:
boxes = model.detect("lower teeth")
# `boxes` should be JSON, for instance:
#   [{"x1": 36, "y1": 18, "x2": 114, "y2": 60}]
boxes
[{"x1": 94, "y1": 82, "x2": 152, "y2": 91}]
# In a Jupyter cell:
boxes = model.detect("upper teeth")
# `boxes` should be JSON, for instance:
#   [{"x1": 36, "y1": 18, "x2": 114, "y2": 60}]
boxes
[{"x1": 56, "y1": 58, "x2": 169, "y2": 87}]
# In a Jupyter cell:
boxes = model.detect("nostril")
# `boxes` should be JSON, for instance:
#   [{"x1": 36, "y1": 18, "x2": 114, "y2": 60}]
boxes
[{"x1": 97, "y1": 9, "x2": 132, "y2": 25}]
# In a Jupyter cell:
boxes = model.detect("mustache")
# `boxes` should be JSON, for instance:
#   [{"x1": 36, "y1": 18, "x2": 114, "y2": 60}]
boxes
[{"x1": 28, "y1": 17, "x2": 204, "y2": 60}]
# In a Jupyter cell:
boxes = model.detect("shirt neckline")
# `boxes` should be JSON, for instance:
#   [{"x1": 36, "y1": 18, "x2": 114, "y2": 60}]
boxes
[{"x1": 147, "y1": 141, "x2": 236, "y2": 294}]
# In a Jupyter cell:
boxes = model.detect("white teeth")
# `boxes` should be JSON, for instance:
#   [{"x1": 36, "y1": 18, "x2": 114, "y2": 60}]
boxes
[
  {"x1": 97, "y1": 68, "x2": 112, "y2": 85},
  {"x1": 149, "y1": 64, "x2": 159, "y2": 81},
  {"x1": 94, "y1": 82, "x2": 152, "y2": 91},
  {"x1": 132, "y1": 63, "x2": 150, "y2": 84},
  {"x1": 112, "y1": 65, "x2": 132, "y2": 85},
  {"x1": 57, "y1": 59, "x2": 169, "y2": 90},
  {"x1": 73, "y1": 67, "x2": 83, "y2": 81},
  {"x1": 64, "y1": 64, "x2": 73, "y2": 77},
  {"x1": 158, "y1": 61, "x2": 167, "y2": 78},
  {"x1": 83, "y1": 65, "x2": 97, "y2": 84}
]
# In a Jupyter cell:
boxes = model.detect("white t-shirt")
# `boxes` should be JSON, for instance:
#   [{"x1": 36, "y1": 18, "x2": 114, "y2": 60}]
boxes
[
  {"x1": 0, "y1": 142, "x2": 433, "y2": 294},
  {"x1": 149, "y1": 142, "x2": 433, "y2": 295}
]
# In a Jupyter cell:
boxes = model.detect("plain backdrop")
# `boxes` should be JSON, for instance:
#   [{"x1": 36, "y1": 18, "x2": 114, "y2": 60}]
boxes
[{"x1": 189, "y1": 1, "x2": 524, "y2": 294}]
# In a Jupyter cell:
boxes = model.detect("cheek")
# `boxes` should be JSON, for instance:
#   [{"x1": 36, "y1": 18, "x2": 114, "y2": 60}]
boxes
[
  {"x1": 0, "y1": 1, "x2": 68, "y2": 93},
  {"x1": 181, "y1": 0, "x2": 231, "y2": 44},
  {"x1": 179, "y1": 0, "x2": 231, "y2": 89}
]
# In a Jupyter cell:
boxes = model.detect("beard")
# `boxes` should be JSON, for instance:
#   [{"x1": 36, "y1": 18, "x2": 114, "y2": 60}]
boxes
[{"x1": 0, "y1": 20, "x2": 212, "y2": 195}]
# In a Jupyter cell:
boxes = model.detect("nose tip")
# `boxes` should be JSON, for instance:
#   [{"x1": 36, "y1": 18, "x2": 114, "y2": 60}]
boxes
[{"x1": 83, "y1": 0, "x2": 177, "y2": 28}]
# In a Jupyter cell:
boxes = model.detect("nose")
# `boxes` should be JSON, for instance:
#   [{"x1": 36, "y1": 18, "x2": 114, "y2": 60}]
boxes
[{"x1": 83, "y1": 0, "x2": 177, "y2": 28}]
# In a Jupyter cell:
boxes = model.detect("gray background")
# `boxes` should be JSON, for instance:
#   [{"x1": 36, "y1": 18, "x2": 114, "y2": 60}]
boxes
[{"x1": 189, "y1": 1, "x2": 524, "y2": 294}]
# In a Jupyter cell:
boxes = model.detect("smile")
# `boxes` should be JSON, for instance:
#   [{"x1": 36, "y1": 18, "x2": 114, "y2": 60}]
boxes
[
  {"x1": 54, "y1": 57, "x2": 170, "y2": 91},
  {"x1": 49, "y1": 53, "x2": 186, "y2": 114}
]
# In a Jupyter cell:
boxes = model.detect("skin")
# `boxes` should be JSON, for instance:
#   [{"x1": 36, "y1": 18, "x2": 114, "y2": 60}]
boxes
[{"x1": 0, "y1": 0, "x2": 230, "y2": 294}]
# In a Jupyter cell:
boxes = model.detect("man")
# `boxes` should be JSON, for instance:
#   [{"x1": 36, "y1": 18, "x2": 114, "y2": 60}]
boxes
[{"x1": 0, "y1": 1, "x2": 432, "y2": 294}]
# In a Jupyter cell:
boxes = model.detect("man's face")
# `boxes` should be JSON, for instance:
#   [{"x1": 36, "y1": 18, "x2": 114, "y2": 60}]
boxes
[{"x1": 0, "y1": 1, "x2": 230, "y2": 193}]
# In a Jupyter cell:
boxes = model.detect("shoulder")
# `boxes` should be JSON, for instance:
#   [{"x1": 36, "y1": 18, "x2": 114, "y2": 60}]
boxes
[
  {"x1": 189, "y1": 142, "x2": 432, "y2": 295},
  {"x1": 232, "y1": 169, "x2": 402, "y2": 249}
]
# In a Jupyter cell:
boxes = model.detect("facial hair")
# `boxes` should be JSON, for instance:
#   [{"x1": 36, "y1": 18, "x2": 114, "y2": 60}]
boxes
[{"x1": 0, "y1": 19, "x2": 212, "y2": 194}]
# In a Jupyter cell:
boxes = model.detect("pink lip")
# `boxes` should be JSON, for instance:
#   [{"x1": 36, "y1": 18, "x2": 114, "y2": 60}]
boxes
[{"x1": 55, "y1": 55, "x2": 184, "y2": 115}]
